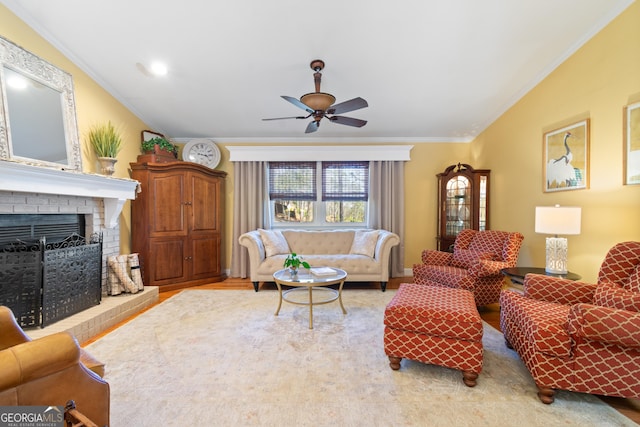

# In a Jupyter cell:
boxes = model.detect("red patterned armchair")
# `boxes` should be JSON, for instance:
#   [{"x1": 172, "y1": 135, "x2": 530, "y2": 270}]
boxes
[
  {"x1": 500, "y1": 241, "x2": 640, "y2": 404},
  {"x1": 413, "y1": 229, "x2": 524, "y2": 306}
]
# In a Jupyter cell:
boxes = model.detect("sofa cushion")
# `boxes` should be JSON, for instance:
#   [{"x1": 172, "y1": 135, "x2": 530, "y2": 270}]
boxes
[
  {"x1": 258, "y1": 229, "x2": 290, "y2": 257},
  {"x1": 256, "y1": 254, "x2": 381, "y2": 276},
  {"x1": 349, "y1": 230, "x2": 379, "y2": 257},
  {"x1": 594, "y1": 282, "x2": 640, "y2": 312}
]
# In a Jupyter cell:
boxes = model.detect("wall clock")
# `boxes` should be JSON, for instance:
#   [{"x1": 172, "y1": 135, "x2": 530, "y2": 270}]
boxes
[{"x1": 182, "y1": 138, "x2": 221, "y2": 169}]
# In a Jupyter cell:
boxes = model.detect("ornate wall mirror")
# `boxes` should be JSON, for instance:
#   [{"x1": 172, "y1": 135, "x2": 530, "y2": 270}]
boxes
[{"x1": 0, "y1": 35, "x2": 82, "y2": 170}]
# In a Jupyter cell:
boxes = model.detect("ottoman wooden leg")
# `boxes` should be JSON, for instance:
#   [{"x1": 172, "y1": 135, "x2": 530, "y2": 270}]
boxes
[
  {"x1": 388, "y1": 356, "x2": 402, "y2": 370},
  {"x1": 462, "y1": 371, "x2": 478, "y2": 387}
]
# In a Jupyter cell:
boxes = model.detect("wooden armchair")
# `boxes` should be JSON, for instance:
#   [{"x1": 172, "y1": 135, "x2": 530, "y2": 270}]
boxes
[
  {"x1": 412, "y1": 229, "x2": 524, "y2": 306},
  {"x1": 500, "y1": 241, "x2": 640, "y2": 403}
]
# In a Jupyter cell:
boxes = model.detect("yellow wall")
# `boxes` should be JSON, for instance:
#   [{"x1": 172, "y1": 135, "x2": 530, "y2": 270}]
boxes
[
  {"x1": 4, "y1": 3, "x2": 638, "y2": 282},
  {"x1": 0, "y1": 4, "x2": 149, "y2": 253},
  {"x1": 473, "y1": 1, "x2": 640, "y2": 282}
]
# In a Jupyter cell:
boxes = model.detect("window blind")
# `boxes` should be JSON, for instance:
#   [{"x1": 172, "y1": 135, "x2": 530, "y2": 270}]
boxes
[
  {"x1": 268, "y1": 162, "x2": 317, "y2": 200},
  {"x1": 322, "y1": 161, "x2": 369, "y2": 201}
]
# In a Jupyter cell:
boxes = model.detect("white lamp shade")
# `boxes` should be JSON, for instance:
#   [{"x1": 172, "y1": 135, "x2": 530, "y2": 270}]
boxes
[{"x1": 535, "y1": 206, "x2": 581, "y2": 235}]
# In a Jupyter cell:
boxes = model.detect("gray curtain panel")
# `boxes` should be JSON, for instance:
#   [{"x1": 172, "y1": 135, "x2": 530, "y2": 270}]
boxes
[
  {"x1": 230, "y1": 161, "x2": 266, "y2": 278},
  {"x1": 368, "y1": 161, "x2": 405, "y2": 277}
]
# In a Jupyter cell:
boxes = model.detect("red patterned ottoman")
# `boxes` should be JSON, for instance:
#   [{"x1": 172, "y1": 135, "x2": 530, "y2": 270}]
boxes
[{"x1": 383, "y1": 283, "x2": 484, "y2": 386}]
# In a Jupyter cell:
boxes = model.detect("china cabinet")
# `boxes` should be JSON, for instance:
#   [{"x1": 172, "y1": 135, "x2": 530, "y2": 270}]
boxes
[{"x1": 436, "y1": 163, "x2": 490, "y2": 251}]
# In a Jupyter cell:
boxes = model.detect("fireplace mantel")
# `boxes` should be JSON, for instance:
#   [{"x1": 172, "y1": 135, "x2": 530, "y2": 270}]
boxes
[{"x1": 0, "y1": 161, "x2": 139, "y2": 228}]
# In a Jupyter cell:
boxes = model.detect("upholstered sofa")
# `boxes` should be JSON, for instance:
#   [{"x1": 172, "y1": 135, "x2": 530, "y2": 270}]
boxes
[
  {"x1": 239, "y1": 229, "x2": 400, "y2": 291},
  {"x1": 0, "y1": 306, "x2": 109, "y2": 425}
]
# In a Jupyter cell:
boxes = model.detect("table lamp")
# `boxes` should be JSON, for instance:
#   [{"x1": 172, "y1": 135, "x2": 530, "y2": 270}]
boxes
[{"x1": 535, "y1": 205, "x2": 581, "y2": 274}]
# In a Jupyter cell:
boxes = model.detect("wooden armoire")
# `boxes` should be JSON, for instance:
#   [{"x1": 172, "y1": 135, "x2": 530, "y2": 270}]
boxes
[{"x1": 130, "y1": 161, "x2": 227, "y2": 290}]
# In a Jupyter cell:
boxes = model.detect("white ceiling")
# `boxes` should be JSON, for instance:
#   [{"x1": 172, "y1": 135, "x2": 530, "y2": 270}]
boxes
[{"x1": 1, "y1": 0, "x2": 634, "y2": 143}]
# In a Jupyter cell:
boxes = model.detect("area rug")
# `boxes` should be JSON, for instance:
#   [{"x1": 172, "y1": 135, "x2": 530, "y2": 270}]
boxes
[{"x1": 86, "y1": 289, "x2": 635, "y2": 426}]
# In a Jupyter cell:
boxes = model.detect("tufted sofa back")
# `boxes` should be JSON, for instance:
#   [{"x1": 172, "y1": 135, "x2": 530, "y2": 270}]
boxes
[{"x1": 282, "y1": 229, "x2": 360, "y2": 255}]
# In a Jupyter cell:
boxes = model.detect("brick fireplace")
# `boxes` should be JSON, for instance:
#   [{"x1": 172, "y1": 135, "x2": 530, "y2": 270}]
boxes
[
  {"x1": 0, "y1": 161, "x2": 158, "y2": 340},
  {"x1": 0, "y1": 161, "x2": 139, "y2": 294}
]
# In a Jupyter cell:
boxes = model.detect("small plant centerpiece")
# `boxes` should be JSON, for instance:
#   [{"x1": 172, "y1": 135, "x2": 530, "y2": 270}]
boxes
[
  {"x1": 141, "y1": 136, "x2": 178, "y2": 156},
  {"x1": 139, "y1": 136, "x2": 178, "y2": 163},
  {"x1": 87, "y1": 121, "x2": 123, "y2": 176},
  {"x1": 283, "y1": 252, "x2": 310, "y2": 278}
]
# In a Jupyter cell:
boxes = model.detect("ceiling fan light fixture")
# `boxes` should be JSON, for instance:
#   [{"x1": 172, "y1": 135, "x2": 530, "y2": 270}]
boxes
[
  {"x1": 263, "y1": 59, "x2": 367, "y2": 133},
  {"x1": 300, "y1": 92, "x2": 335, "y2": 111}
]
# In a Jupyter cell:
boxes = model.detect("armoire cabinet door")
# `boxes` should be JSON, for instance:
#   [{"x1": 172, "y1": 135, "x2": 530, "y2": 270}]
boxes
[
  {"x1": 148, "y1": 238, "x2": 187, "y2": 284},
  {"x1": 190, "y1": 235, "x2": 222, "y2": 279},
  {"x1": 190, "y1": 173, "x2": 221, "y2": 233},
  {"x1": 149, "y1": 172, "x2": 187, "y2": 237}
]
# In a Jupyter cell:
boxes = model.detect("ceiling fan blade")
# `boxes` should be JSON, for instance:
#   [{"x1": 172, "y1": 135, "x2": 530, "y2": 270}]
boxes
[
  {"x1": 305, "y1": 121, "x2": 319, "y2": 134},
  {"x1": 326, "y1": 97, "x2": 368, "y2": 115},
  {"x1": 329, "y1": 116, "x2": 367, "y2": 128},
  {"x1": 282, "y1": 95, "x2": 314, "y2": 113},
  {"x1": 262, "y1": 115, "x2": 309, "y2": 121}
]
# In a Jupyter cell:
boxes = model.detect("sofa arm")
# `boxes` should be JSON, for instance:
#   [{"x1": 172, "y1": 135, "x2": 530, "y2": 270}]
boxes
[
  {"x1": 523, "y1": 273, "x2": 596, "y2": 305},
  {"x1": 239, "y1": 230, "x2": 266, "y2": 271},
  {"x1": 567, "y1": 303, "x2": 640, "y2": 349},
  {"x1": 239, "y1": 230, "x2": 266, "y2": 259},
  {"x1": 420, "y1": 249, "x2": 452, "y2": 266},
  {"x1": 373, "y1": 230, "x2": 400, "y2": 261}
]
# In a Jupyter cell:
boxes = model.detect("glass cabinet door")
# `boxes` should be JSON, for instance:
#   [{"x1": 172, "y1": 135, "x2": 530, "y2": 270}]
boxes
[
  {"x1": 445, "y1": 175, "x2": 470, "y2": 236},
  {"x1": 437, "y1": 163, "x2": 490, "y2": 251}
]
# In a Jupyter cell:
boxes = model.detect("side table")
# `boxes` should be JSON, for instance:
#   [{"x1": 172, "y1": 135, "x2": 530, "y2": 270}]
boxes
[{"x1": 501, "y1": 267, "x2": 581, "y2": 292}]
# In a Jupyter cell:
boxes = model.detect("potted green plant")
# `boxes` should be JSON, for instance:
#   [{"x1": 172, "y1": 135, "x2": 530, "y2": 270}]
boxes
[
  {"x1": 283, "y1": 252, "x2": 310, "y2": 277},
  {"x1": 141, "y1": 136, "x2": 178, "y2": 156},
  {"x1": 87, "y1": 121, "x2": 122, "y2": 175},
  {"x1": 138, "y1": 136, "x2": 178, "y2": 163}
]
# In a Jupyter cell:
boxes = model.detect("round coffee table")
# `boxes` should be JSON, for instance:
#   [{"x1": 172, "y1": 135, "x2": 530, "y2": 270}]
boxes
[{"x1": 273, "y1": 268, "x2": 347, "y2": 329}]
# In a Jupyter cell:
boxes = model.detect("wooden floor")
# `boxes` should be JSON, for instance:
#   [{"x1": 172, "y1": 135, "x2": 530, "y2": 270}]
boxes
[{"x1": 84, "y1": 277, "x2": 640, "y2": 424}]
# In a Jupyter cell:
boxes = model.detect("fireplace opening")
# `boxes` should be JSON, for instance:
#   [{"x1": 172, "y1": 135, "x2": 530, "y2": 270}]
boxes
[
  {"x1": 0, "y1": 214, "x2": 102, "y2": 328},
  {"x1": 0, "y1": 214, "x2": 85, "y2": 247}
]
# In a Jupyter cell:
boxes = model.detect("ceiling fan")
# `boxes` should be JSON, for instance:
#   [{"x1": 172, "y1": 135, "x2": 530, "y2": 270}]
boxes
[{"x1": 263, "y1": 59, "x2": 368, "y2": 134}]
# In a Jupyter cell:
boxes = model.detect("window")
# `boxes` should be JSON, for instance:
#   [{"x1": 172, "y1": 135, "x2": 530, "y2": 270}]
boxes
[{"x1": 268, "y1": 161, "x2": 369, "y2": 227}]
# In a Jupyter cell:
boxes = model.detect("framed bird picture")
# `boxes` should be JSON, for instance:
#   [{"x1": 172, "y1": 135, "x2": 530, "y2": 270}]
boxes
[
  {"x1": 543, "y1": 119, "x2": 590, "y2": 192},
  {"x1": 624, "y1": 101, "x2": 640, "y2": 185}
]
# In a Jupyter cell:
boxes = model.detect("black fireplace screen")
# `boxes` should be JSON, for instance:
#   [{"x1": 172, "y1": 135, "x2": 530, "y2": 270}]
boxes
[{"x1": 0, "y1": 233, "x2": 102, "y2": 328}]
